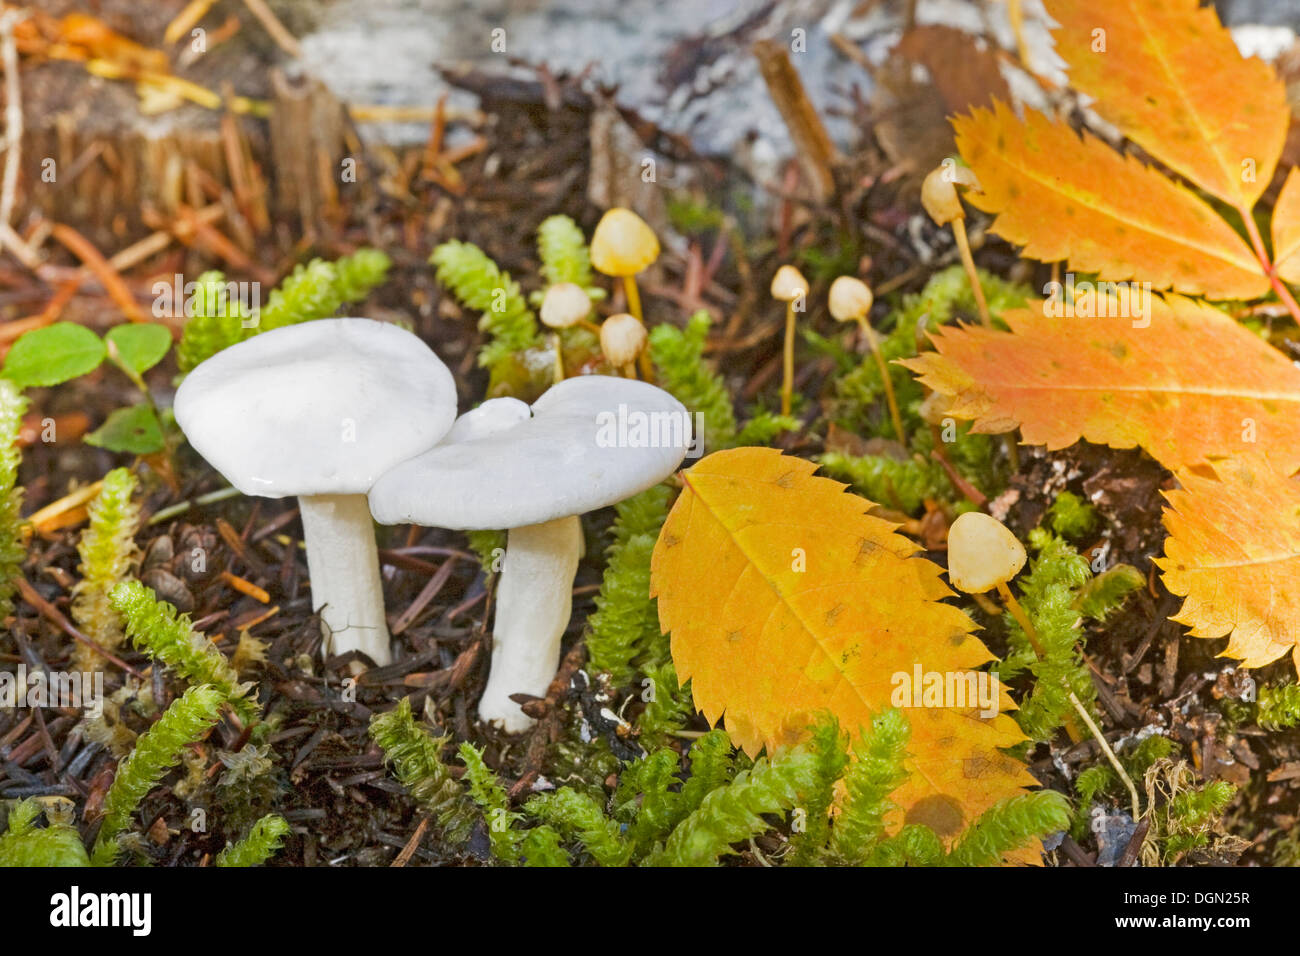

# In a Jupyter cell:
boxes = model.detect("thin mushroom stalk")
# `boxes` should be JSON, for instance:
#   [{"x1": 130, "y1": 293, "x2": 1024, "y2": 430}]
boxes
[
  {"x1": 947, "y1": 511, "x2": 1139, "y2": 819},
  {"x1": 829, "y1": 276, "x2": 904, "y2": 442},
  {"x1": 991, "y1": 579, "x2": 1140, "y2": 821},
  {"x1": 298, "y1": 494, "x2": 391, "y2": 666},
  {"x1": 857, "y1": 320, "x2": 905, "y2": 441},
  {"x1": 477, "y1": 515, "x2": 583, "y2": 732},
  {"x1": 771, "y1": 265, "x2": 809, "y2": 417},
  {"x1": 921, "y1": 164, "x2": 992, "y2": 328},
  {"x1": 922, "y1": 164, "x2": 1017, "y2": 469},
  {"x1": 622, "y1": 275, "x2": 643, "y2": 321}
]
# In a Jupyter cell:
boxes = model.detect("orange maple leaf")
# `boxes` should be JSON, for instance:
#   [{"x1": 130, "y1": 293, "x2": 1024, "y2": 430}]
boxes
[
  {"x1": 1158, "y1": 457, "x2": 1300, "y2": 673},
  {"x1": 1043, "y1": 0, "x2": 1287, "y2": 212},
  {"x1": 650, "y1": 447, "x2": 1034, "y2": 840},
  {"x1": 900, "y1": 294, "x2": 1300, "y2": 474},
  {"x1": 954, "y1": 0, "x2": 1291, "y2": 301},
  {"x1": 953, "y1": 104, "x2": 1267, "y2": 300},
  {"x1": 1272, "y1": 169, "x2": 1300, "y2": 284}
]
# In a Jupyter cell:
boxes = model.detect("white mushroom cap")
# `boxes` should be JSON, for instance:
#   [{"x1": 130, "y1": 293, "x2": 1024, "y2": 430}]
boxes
[
  {"x1": 946, "y1": 511, "x2": 1027, "y2": 594},
  {"x1": 370, "y1": 375, "x2": 689, "y2": 529},
  {"x1": 828, "y1": 276, "x2": 874, "y2": 323},
  {"x1": 174, "y1": 318, "x2": 457, "y2": 498}
]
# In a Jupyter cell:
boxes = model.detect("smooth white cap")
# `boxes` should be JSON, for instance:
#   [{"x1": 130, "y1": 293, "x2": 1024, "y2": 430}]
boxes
[
  {"x1": 369, "y1": 375, "x2": 689, "y2": 529},
  {"x1": 174, "y1": 318, "x2": 457, "y2": 498}
]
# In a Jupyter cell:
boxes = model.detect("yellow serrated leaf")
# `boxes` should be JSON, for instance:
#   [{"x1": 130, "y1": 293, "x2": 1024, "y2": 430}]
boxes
[
  {"x1": 650, "y1": 447, "x2": 1034, "y2": 840},
  {"x1": 1272, "y1": 167, "x2": 1300, "y2": 284},
  {"x1": 901, "y1": 293, "x2": 1300, "y2": 473}
]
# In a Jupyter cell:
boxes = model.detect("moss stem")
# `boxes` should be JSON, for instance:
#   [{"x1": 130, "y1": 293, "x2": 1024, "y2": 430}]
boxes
[{"x1": 995, "y1": 581, "x2": 1138, "y2": 816}]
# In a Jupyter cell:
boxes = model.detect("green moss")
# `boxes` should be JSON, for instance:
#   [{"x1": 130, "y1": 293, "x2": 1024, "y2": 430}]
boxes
[
  {"x1": 369, "y1": 697, "x2": 475, "y2": 843},
  {"x1": 586, "y1": 485, "x2": 673, "y2": 684},
  {"x1": 215, "y1": 814, "x2": 289, "y2": 867},
  {"x1": 92, "y1": 685, "x2": 226, "y2": 866}
]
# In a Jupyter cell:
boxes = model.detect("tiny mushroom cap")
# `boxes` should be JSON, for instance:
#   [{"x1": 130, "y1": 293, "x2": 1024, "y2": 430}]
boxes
[
  {"x1": 828, "y1": 276, "x2": 874, "y2": 322},
  {"x1": 539, "y1": 282, "x2": 592, "y2": 329},
  {"x1": 174, "y1": 318, "x2": 458, "y2": 667},
  {"x1": 590, "y1": 208, "x2": 660, "y2": 277},
  {"x1": 921, "y1": 163, "x2": 982, "y2": 226},
  {"x1": 917, "y1": 389, "x2": 955, "y2": 427},
  {"x1": 770, "y1": 264, "x2": 809, "y2": 302},
  {"x1": 946, "y1": 511, "x2": 1027, "y2": 595},
  {"x1": 600, "y1": 312, "x2": 648, "y2": 369}
]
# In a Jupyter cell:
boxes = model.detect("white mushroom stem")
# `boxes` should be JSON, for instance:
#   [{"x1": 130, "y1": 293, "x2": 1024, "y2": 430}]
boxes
[
  {"x1": 298, "y1": 493, "x2": 392, "y2": 667},
  {"x1": 478, "y1": 515, "x2": 583, "y2": 732}
]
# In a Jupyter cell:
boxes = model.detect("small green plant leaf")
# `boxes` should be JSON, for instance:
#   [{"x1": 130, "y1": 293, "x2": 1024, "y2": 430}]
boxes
[
  {"x1": 85, "y1": 405, "x2": 165, "y2": 455},
  {"x1": 3, "y1": 322, "x2": 106, "y2": 388},
  {"x1": 106, "y1": 324, "x2": 172, "y2": 376}
]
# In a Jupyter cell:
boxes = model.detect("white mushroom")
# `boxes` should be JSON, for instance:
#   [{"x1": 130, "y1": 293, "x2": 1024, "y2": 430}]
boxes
[
  {"x1": 173, "y1": 318, "x2": 457, "y2": 667},
  {"x1": 369, "y1": 376, "x2": 689, "y2": 732}
]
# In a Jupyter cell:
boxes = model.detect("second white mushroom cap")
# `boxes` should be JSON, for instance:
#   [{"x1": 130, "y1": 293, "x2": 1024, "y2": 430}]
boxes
[{"x1": 369, "y1": 375, "x2": 690, "y2": 529}]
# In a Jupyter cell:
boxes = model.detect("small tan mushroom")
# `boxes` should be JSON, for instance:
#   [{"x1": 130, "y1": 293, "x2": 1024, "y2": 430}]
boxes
[
  {"x1": 921, "y1": 162, "x2": 991, "y2": 328},
  {"x1": 591, "y1": 208, "x2": 659, "y2": 321},
  {"x1": 600, "y1": 312, "x2": 648, "y2": 378},
  {"x1": 945, "y1": 509, "x2": 1140, "y2": 817},
  {"x1": 946, "y1": 511, "x2": 1026, "y2": 595},
  {"x1": 539, "y1": 282, "x2": 593, "y2": 330},
  {"x1": 770, "y1": 265, "x2": 808, "y2": 416},
  {"x1": 540, "y1": 283, "x2": 596, "y2": 382},
  {"x1": 828, "y1": 276, "x2": 904, "y2": 442},
  {"x1": 828, "y1": 275, "x2": 873, "y2": 322}
]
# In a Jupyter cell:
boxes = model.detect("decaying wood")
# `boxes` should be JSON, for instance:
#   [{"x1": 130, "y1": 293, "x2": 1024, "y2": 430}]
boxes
[
  {"x1": 268, "y1": 68, "x2": 349, "y2": 237},
  {"x1": 22, "y1": 109, "x2": 230, "y2": 243},
  {"x1": 752, "y1": 38, "x2": 840, "y2": 202},
  {"x1": 588, "y1": 99, "x2": 669, "y2": 244}
]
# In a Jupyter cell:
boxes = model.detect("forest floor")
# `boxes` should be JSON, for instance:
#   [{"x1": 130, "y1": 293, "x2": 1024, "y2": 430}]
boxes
[{"x1": 1, "y1": 0, "x2": 1295, "y2": 867}]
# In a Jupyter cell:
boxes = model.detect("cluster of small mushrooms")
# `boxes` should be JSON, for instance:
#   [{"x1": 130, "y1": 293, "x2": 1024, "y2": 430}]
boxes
[{"x1": 174, "y1": 209, "x2": 688, "y2": 732}]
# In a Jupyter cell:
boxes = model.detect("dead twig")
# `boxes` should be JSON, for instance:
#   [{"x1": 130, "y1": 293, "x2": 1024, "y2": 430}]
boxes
[
  {"x1": 239, "y1": 0, "x2": 302, "y2": 58},
  {"x1": 752, "y1": 38, "x2": 839, "y2": 203},
  {"x1": 49, "y1": 223, "x2": 146, "y2": 321},
  {"x1": 0, "y1": 10, "x2": 37, "y2": 269},
  {"x1": 14, "y1": 577, "x2": 145, "y2": 678}
]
